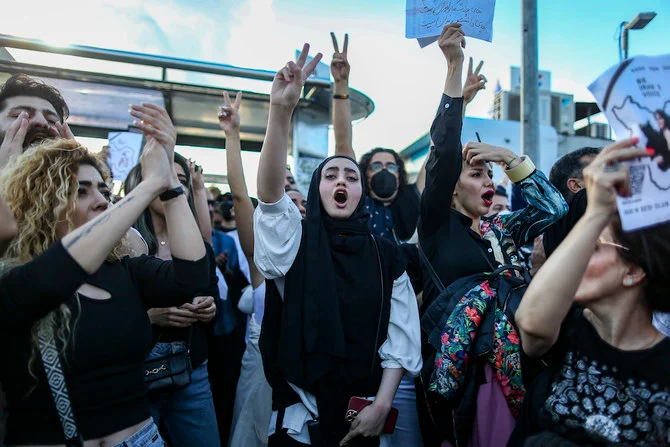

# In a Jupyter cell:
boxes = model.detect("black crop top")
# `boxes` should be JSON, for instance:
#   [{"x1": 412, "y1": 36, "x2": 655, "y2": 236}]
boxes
[{"x1": 0, "y1": 241, "x2": 209, "y2": 444}]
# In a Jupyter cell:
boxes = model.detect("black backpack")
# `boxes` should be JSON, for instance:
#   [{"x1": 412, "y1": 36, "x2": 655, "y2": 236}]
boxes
[{"x1": 417, "y1": 246, "x2": 533, "y2": 446}]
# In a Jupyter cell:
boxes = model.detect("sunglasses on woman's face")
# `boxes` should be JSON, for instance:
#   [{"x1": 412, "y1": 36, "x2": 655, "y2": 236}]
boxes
[{"x1": 369, "y1": 161, "x2": 399, "y2": 174}]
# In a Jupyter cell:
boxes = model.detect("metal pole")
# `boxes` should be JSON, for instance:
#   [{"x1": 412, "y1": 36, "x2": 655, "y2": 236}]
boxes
[{"x1": 521, "y1": 0, "x2": 540, "y2": 163}]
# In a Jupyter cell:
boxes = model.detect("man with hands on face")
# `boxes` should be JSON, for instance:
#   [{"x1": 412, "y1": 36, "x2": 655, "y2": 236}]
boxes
[{"x1": 0, "y1": 74, "x2": 75, "y2": 171}]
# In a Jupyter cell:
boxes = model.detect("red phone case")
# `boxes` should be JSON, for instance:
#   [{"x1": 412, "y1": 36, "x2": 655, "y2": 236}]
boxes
[{"x1": 345, "y1": 397, "x2": 399, "y2": 434}]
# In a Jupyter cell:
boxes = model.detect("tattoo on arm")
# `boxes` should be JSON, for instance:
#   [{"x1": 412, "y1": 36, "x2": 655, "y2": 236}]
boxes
[{"x1": 63, "y1": 196, "x2": 136, "y2": 249}]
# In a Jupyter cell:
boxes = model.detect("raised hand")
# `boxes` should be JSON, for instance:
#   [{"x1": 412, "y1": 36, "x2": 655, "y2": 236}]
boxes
[
  {"x1": 582, "y1": 137, "x2": 649, "y2": 217},
  {"x1": 270, "y1": 43, "x2": 323, "y2": 110},
  {"x1": 139, "y1": 135, "x2": 173, "y2": 194},
  {"x1": 218, "y1": 91, "x2": 242, "y2": 135},
  {"x1": 330, "y1": 32, "x2": 350, "y2": 83},
  {"x1": 438, "y1": 23, "x2": 465, "y2": 64},
  {"x1": 0, "y1": 111, "x2": 28, "y2": 170},
  {"x1": 129, "y1": 103, "x2": 177, "y2": 163},
  {"x1": 463, "y1": 141, "x2": 517, "y2": 167},
  {"x1": 49, "y1": 120, "x2": 76, "y2": 140},
  {"x1": 189, "y1": 159, "x2": 205, "y2": 191},
  {"x1": 463, "y1": 57, "x2": 487, "y2": 104}
]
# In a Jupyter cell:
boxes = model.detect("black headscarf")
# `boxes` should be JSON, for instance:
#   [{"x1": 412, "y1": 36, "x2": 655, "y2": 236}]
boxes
[
  {"x1": 260, "y1": 155, "x2": 406, "y2": 445},
  {"x1": 279, "y1": 155, "x2": 372, "y2": 387}
]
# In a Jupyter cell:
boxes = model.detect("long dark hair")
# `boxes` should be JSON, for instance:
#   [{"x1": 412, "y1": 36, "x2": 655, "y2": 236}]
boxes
[
  {"x1": 358, "y1": 148, "x2": 408, "y2": 187},
  {"x1": 655, "y1": 109, "x2": 670, "y2": 131},
  {"x1": 611, "y1": 218, "x2": 670, "y2": 312},
  {"x1": 123, "y1": 152, "x2": 198, "y2": 255}
]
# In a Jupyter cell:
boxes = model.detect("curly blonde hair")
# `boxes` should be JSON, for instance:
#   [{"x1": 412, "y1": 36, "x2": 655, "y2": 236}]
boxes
[{"x1": 0, "y1": 138, "x2": 130, "y2": 376}]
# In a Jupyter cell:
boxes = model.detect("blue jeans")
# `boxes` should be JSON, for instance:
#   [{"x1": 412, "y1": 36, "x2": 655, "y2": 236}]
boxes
[
  {"x1": 147, "y1": 342, "x2": 220, "y2": 447},
  {"x1": 113, "y1": 419, "x2": 164, "y2": 447}
]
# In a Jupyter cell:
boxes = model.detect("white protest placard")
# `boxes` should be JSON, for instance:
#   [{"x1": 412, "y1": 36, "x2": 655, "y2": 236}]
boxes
[
  {"x1": 406, "y1": 0, "x2": 496, "y2": 44},
  {"x1": 106, "y1": 131, "x2": 144, "y2": 182},
  {"x1": 588, "y1": 54, "x2": 670, "y2": 231}
]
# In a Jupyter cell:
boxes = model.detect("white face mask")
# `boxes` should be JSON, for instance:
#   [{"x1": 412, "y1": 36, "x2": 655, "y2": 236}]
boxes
[{"x1": 498, "y1": 209, "x2": 512, "y2": 216}]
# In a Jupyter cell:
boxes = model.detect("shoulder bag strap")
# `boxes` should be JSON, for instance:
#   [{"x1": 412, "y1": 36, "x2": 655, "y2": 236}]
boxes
[
  {"x1": 417, "y1": 243, "x2": 446, "y2": 292},
  {"x1": 37, "y1": 324, "x2": 83, "y2": 447},
  {"x1": 370, "y1": 235, "x2": 385, "y2": 380}
]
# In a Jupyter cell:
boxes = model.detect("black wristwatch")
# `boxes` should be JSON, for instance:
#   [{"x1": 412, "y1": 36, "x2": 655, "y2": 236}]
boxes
[{"x1": 159, "y1": 186, "x2": 185, "y2": 202}]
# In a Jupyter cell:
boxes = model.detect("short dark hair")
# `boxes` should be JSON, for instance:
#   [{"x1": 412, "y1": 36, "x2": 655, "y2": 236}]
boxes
[
  {"x1": 358, "y1": 148, "x2": 408, "y2": 187},
  {"x1": 611, "y1": 218, "x2": 670, "y2": 312},
  {"x1": 0, "y1": 74, "x2": 69, "y2": 122},
  {"x1": 494, "y1": 185, "x2": 507, "y2": 198},
  {"x1": 549, "y1": 147, "x2": 602, "y2": 199}
]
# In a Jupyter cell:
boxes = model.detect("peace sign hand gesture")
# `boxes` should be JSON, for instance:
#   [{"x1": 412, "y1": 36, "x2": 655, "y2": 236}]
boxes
[
  {"x1": 330, "y1": 32, "x2": 350, "y2": 83},
  {"x1": 218, "y1": 91, "x2": 243, "y2": 135},
  {"x1": 270, "y1": 43, "x2": 323, "y2": 110},
  {"x1": 463, "y1": 57, "x2": 487, "y2": 105}
]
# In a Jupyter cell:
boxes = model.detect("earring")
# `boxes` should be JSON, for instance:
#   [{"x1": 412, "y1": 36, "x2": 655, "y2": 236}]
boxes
[{"x1": 625, "y1": 277, "x2": 634, "y2": 286}]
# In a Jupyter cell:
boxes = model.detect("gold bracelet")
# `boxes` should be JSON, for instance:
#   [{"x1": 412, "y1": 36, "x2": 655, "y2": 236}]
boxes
[{"x1": 333, "y1": 94, "x2": 349, "y2": 100}]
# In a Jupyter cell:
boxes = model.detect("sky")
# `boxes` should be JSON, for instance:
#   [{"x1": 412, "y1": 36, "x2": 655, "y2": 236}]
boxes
[{"x1": 2, "y1": 0, "x2": 669, "y2": 194}]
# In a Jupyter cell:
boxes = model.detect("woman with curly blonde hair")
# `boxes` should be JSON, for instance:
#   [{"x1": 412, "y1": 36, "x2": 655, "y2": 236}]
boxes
[{"x1": 0, "y1": 107, "x2": 209, "y2": 447}]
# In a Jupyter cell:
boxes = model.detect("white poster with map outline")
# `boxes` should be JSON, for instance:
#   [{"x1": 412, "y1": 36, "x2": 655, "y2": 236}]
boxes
[{"x1": 589, "y1": 54, "x2": 670, "y2": 231}]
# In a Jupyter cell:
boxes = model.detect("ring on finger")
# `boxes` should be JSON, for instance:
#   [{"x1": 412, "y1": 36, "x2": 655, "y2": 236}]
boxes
[{"x1": 603, "y1": 161, "x2": 620, "y2": 172}]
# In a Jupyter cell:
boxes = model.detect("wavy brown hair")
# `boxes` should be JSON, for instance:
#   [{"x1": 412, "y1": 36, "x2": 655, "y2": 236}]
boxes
[{"x1": 0, "y1": 138, "x2": 129, "y2": 376}]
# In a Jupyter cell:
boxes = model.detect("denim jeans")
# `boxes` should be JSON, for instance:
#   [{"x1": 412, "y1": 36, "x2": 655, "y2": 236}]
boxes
[
  {"x1": 113, "y1": 419, "x2": 164, "y2": 447},
  {"x1": 147, "y1": 342, "x2": 220, "y2": 447}
]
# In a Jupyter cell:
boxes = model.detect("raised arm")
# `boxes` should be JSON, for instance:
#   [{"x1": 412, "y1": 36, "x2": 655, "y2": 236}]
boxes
[
  {"x1": 190, "y1": 160, "x2": 213, "y2": 245},
  {"x1": 420, "y1": 24, "x2": 466, "y2": 235},
  {"x1": 515, "y1": 138, "x2": 646, "y2": 357},
  {"x1": 330, "y1": 32, "x2": 355, "y2": 159},
  {"x1": 257, "y1": 44, "x2": 323, "y2": 203},
  {"x1": 130, "y1": 103, "x2": 206, "y2": 261},
  {"x1": 220, "y1": 91, "x2": 264, "y2": 288}
]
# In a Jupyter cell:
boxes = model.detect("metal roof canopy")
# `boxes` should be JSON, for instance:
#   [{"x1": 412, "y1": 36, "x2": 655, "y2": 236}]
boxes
[{"x1": 0, "y1": 34, "x2": 375, "y2": 152}]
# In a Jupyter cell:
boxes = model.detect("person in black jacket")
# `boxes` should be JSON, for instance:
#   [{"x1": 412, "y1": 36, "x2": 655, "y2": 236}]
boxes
[
  {"x1": 417, "y1": 23, "x2": 567, "y2": 447},
  {"x1": 0, "y1": 116, "x2": 207, "y2": 446},
  {"x1": 123, "y1": 105, "x2": 220, "y2": 447}
]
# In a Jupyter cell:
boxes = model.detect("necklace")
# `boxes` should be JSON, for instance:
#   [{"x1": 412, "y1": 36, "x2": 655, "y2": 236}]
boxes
[{"x1": 160, "y1": 240, "x2": 166, "y2": 246}]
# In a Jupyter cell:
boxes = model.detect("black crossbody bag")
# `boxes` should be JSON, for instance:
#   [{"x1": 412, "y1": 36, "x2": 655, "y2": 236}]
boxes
[{"x1": 143, "y1": 328, "x2": 193, "y2": 395}]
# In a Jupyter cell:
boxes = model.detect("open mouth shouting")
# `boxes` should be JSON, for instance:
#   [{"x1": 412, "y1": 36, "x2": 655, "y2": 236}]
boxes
[
  {"x1": 333, "y1": 188, "x2": 348, "y2": 208},
  {"x1": 23, "y1": 128, "x2": 50, "y2": 148},
  {"x1": 481, "y1": 189, "x2": 494, "y2": 207}
]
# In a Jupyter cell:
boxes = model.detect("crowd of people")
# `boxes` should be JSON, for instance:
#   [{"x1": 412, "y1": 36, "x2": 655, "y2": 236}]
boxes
[{"x1": 0, "y1": 22, "x2": 668, "y2": 447}]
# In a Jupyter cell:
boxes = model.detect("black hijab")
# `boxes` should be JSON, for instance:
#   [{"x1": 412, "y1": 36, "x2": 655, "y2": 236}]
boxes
[
  {"x1": 260, "y1": 156, "x2": 407, "y2": 445},
  {"x1": 279, "y1": 155, "x2": 372, "y2": 387}
]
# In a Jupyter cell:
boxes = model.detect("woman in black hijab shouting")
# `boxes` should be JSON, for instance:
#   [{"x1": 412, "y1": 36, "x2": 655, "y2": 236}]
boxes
[{"x1": 254, "y1": 44, "x2": 421, "y2": 447}]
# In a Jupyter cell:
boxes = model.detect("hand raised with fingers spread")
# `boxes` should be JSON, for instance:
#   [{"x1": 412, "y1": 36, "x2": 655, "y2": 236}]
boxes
[
  {"x1": 270, "y1": 43, "x2": 323, "y2": 110},
  {"x1": 463, "y1": 57, "x2": 487, "y2": 104},
  {"x1": 49, "y1": 120, "x2": 76, "y2": 140},
  {"x1": 582, "y1": 137, "x2": 650, "y2": 218},
  {"x1": 438, "y1": 23, "x2": 466, "y2": 64},
  {"x1": 330, "y1": 32, "x2": 350, "y2": 83},
  {"x1": 0, "y1": 111, "x2": 29, "y2": 170},
  {"x1": 218, "y1": 91, "x2": 242, "y2": 135},
  {"x1": 129, "y1": 103, "x2": 177, "y2": 160}
]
